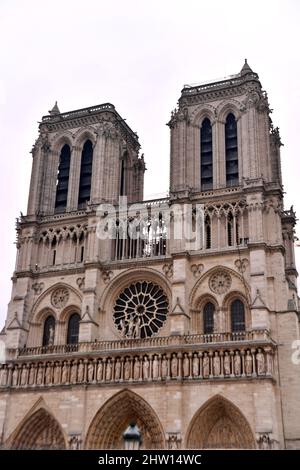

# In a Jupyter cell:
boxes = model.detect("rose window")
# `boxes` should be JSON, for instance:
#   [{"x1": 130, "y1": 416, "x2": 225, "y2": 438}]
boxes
[
  {"x1": 209, "y1": 271, "x2": 232, "y2": 295},
  {"x1": 113, "y1": 281, "x2": 169, "y2": 338}
]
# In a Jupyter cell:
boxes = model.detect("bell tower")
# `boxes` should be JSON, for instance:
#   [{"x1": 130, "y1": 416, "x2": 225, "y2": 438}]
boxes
[
  {"x1": 168, "y1": 60, "x2": 282, "y2": 195},
  {"x1": 27, "y1": 102, "x2": 145, "y2": 216},
  {"x1": 5, "y1": 102, "x2": 145, "y2": 349}
]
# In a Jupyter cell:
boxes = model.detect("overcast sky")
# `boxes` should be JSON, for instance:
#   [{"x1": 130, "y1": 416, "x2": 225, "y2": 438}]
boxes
[{"x1": 0, "y1": 0, "x2": 299, "y2": 329}]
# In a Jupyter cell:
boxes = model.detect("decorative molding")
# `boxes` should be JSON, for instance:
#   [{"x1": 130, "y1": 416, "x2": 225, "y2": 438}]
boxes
[
  {"x1": 32, "y1": 282, "x2": 45, "y2": 295},
  {"x1": 209, "y1": 271, "x2": 232, "y2": 295},
  {"x1": 101, "y1": 269, "x2": 113, "y2": 284},
  {"x1": 76, "y1": 277, "x2": 85, "y2": 291},
  {"x1": 234, "y1": 258, "x2": 249, "y2": 274},
  {"x1": 51, "y1": 288, "x2": 69, "y2": 309},
  {"x1": 191, "y1": 264, "x2": 204, "y2": 278},
  {"x1": 251, "y1": 289, "x2": 266, "y2": 308},
  {"x1": 162, "y1": 263, "x2": 173, "y2": 278}
]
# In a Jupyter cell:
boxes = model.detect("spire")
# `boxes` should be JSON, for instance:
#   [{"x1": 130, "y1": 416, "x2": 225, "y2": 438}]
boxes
[
  {"x1": 240, "y1": 59, "x2": 253, "y2": 76},
  {"x1": 48, "y1": 101, "x2": 60, "y2": 115}
]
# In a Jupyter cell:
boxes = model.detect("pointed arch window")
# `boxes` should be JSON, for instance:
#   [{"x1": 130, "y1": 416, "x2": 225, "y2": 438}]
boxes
[
  {"x1": 231, "y1": 299, "x2": 245, "y2": 332},
  {"x1": 205, "y1": 215, "x2": 211, "y2": 249},
  {"x1": 67, "y1": 313, "x2": 80, "y2": 344},
  {"x1": 225, "y1": 113, "x2": 238, "y2": 186},
  {"x1": 203, "y1": 302, "x2": 215, "y2": 334},
  {"x1": 42, "y1": 315, "x2": 55, "y2": 346},
  {"x1": 78, "y1": 140, "x2": 93, "y2": 207},
  {"x1": 120, "y1": 150, "x2": 128, "y2": 196},
  {"x1": 55, "y1": 144, "x2": 71, "y2": 212},
  {"x1": 200, "y1": 118, "x2": 213, "y2": 190}
]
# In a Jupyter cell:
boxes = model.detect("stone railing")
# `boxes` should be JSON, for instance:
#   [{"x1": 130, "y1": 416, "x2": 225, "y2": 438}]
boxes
[
  {"x1": 13, "y1": 330, "x2": 273, "y2": 358},
  {"x1": 41, "y1": 103, "x2": 115, "y2": 122},
  {"x1": 0, "y1": 342, "x2": 275, "y2": 390}
]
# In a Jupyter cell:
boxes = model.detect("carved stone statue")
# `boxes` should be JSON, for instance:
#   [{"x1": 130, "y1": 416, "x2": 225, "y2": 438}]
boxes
[
  {"x1": 77, "y1": 360, "x2": 84, "y2": 382},
  {"x1": 115, "y1": 358, "x2": 121, "y2": 380},
  {"x1": 53, "y1": 363, "x2": 61, "y2": 385},
  {"x1": 0, "y1": 366, "x2": 8, "y2": 386},
  {"x1": 127, "y1": 315, "x2": 135, "y2": 338},
  {"x1": 133, "y1": 357, "x2": 140, "y2": 380},
  {"x1": 87, "y1": 363, "x2": 94, "y2": 382},
  {"x1": 61, "y1": 362, "x2": 68, "y2": 384},
  {"x1": 70, "y1": 362, "x2": 77, "y2": 384},
  {"x1": 105, "y1": 359, "x2": 112, "y2": 381},
  {"x1": 124, "y1": 358, "x2": 131, "y2": 380},
  {"x1": 171, "y1": 354, "x2": 178, "y2": 378},
  {"x1": 234, "y1": 351, "x2": 241, "y2": 376},
  {"x1": 120, "y1": 319, "x2": 127, "y2": 337},
  {"x1": 134, "y1": 317, "x2": 141, "y2": 339},
  {"x1": 97, "y1": 360, "x2": 103, "y2": 381},
  {"x1": 192, "y1": 354, "x2": 199, "y2": 377},
  {"x1": 48, "y1": 325, "x2": 55, "y2": 346},
  {"x1": 224, "y1": 352, "x2": 231, "y2": 376},
  {"x1": 203, "y1": 352, "x2": 210, "y2": 378},
  {"x1": 245, "y1": 350, "x2": 253, "y2": 376},
  {"x1": 152, "y1": 355, "x2": 159, "y2": 379},
  {"x1": 21, "y1": 365, "x2": 28, "y2": 386},
  {"x1": 143, "y1": 357, "x2": 150, "y2": 380},
  {"x1": 161, "y1": 355, "x2": 168, "y2": 378},
  {"x1": 45, "y1": 363, "x2": 52, "y2": 385},
  {"x1": 213, "y1": 352, "x2": 220, "y2": 376},
  {"x1": 256, "y1": 349, "x2": 265, "y2": 375},
  {"x1": 183, "y1": 353, "x2": 189, "y2": 377},
  {"x1": 37, "y1": 365, "x2": 44, "y2": 385},
  {"x1": 12, "y1": 367, "x2": 19, "y2": 386}
]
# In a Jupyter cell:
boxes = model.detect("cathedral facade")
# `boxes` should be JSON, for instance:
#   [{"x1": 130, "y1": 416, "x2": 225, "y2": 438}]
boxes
[{"x1": 0, "y1": 61, "x2": 299, "y2": 450}]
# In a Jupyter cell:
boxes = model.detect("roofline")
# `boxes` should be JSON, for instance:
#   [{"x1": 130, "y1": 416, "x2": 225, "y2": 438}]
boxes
[{"x1": 40, "y1": 102, "x2": 139, "y2": 143}]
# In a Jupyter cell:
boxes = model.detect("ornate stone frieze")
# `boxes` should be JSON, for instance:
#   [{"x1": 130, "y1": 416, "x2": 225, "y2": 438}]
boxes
[{"x1": 0, "y1": 344, "x2": 274, "y2": 389}]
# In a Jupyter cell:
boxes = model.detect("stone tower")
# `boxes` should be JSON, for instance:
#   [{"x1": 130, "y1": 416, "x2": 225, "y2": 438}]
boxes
[{"x1": 0, "y1": 61, "x2": 299, "y2": 450}]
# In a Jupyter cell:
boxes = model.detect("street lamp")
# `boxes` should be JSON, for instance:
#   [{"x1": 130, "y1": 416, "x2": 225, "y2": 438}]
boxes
[{"x1": 123, "y1": 422, "x2": 142, "y2": 450}]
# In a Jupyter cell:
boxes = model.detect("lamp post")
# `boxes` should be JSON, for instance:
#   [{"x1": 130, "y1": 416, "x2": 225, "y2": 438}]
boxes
[{"x1": 123, "y1": 422, "x2": 142, "y2": 450}]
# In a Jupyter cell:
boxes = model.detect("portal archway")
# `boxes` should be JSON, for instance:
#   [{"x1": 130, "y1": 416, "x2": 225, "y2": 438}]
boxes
[
  {"x1": 10, "y1": 408, "x2": 66, "y2": 449},
  {"x1": 186, "y1": 395, "x2": 256, "y2": 449},
  {"x1": 85, "y1": 389, "x2": 165, "y2": 449}
]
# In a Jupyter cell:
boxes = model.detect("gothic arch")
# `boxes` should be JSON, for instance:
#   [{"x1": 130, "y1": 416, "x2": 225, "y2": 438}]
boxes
[
  {"x1": 191, "y1": 293, "x2": 218, "y2": 334},
  {"x1": 189, "y1": 265, "x2": 250, "y2": 309},
  {"x1": 85, "y1": 389, "x2": 165, "y2": 449},
  {"x1": 31, "y1": 282, "x2": 82, "y2": 323},
  {"x1": 186, "y1": 395, "x2": 256, "y2": 449},
  {"x1": 223, "y1": 290, "x2": 250, "y2": 331},
  {"x1": 51, "y1": 131, "x2": 74, "y2": 154},
  {"x1": 215, "y1": 99, "x2": 242, "y2": 122},
  {"x1": 73, "y1": 126, "x2": 97, "y2": 147},
  {"x1": 7, "y1": 401, "x2": 66, "y2": 450},
  {"x1": 59, "y1": 304, "x2": 81, "y2": 323},
  {"x1": 190, "y1": 104, "x2": 216, "y2": 126}
]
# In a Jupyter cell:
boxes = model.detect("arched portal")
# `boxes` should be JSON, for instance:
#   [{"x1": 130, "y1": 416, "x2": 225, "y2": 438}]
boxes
[
  {"x1": 186, "y1": 395, "x2": 256, "y2": 449},
  {"x1": 85, "y1": 390, "x2": 165, "y2": 449},
  {"x1": 10, "y1": 408, "x2": 66, "y2": 449}
]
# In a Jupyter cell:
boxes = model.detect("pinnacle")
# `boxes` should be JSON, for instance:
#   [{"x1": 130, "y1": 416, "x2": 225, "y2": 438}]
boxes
[
  {"x1": 240, "y1": 59, "x2": 253, "y2": 75},
  {"x1": 48, "y1": 101, "x2": 60, "y2": 115}
]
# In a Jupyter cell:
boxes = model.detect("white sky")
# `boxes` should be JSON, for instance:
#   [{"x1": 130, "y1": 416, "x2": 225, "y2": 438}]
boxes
[{"x1": 0, "y1": 0, "x2": 299, "y2": 329}]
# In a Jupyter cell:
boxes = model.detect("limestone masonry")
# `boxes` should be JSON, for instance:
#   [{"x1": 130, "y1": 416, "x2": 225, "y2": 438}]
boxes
[{"x1": 0, "y1": 61, "x2": 299, "y2": 449}]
